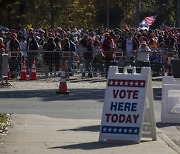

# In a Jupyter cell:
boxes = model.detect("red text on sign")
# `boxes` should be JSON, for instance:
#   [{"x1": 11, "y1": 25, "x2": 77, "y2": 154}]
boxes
[
  {"x1": 113, "y1": 90, "x2": 139, "y2": 99},
  {"x1": 105, "y1": 113, "x2": 139, "y2": 123}
]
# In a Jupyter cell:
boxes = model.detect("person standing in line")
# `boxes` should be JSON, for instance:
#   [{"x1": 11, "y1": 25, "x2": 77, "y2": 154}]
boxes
[
  {"x1": 136, "y1": 41, "x2": 151, "y2": 67},
  {"x1": 54, "y1": 37, "x2": 62, "y2": 73},
  {"x1": 122, "y1": 32, "x2": 138, "y2": 65},
  {"x1": 61, "y1": 37, "x2": 70, "y2": 71},
  {"x1": 8, "y1": 33, "x2": 20, "y2": 75},
  {"x1": 93, "y1": 35, "x2": 101, "y2": 56},
  {"x1": 43, "y1": 37, "x2": 56, "y2": 73},
  {"x1": 83, "y1": 38, "x2": 94, "y2": 77},
  {"x1": 26, "y1": 30, "x2": 39, "y2": 69},
  {"x1": 102, "y1": 33, "x2": 116, "y2": 74},
  {"x1": 148, "y1": 32, "x2": 158, "y2": 49},
  {"x1": 19, "y1": 36, "x2": 27, "y2": 61}
]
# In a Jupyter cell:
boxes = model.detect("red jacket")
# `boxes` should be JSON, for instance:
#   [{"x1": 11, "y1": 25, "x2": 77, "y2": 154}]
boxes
[{"x1": 0, "y1": 43, "x2": 5, "y2": 50}]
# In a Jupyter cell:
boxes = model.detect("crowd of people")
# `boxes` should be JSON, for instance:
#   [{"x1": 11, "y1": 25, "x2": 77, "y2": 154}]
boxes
[{"x1": 0, "y1": 26, "x2": 179, "y2": 77}]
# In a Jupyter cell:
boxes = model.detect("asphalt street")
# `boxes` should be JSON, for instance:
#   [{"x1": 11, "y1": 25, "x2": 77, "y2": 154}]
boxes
[
  {"x1": 0, "y1": 87, "x2": 160, "y2": 120},
  {"x1": 0, "y1": 80, "x2": 179, "y2": 148},
  {"x1": 0, "y1": 88, "x2": 104, "y2": 119}
]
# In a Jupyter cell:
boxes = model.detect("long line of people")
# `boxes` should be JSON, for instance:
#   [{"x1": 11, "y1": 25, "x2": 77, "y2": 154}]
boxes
[{"x1": 0, "y1": 27, "x2": 179, "y2": 78}]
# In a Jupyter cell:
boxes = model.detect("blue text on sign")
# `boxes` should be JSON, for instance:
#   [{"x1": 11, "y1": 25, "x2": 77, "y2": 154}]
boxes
[{"x1": 111, "y1": 102, "x2": 137, "y2": 112}]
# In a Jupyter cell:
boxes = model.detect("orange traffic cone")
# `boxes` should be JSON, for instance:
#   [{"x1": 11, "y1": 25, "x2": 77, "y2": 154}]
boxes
[
  {"x1": 30, "y1": 60, "x2": 37, "y2": 80},
  {"x1": 20, "y1": 61, "x2": 27, "y2": 80},
  {"x1": 56, "y1": 66, "x2": 70, "y2": 94},
  {"x1": 8, "y1": 64, "x2": 11, "y2": 80}
]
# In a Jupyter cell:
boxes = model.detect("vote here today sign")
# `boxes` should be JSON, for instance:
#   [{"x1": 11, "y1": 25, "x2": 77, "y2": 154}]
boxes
[{"x1": 99, "y1": 66, "x2": 149, "y2": 143}]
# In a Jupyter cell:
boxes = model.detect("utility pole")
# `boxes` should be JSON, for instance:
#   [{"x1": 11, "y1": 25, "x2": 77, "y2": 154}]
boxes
[
  {"x1": 50, "y1": 0, "x2": 55, "y2": 28},
  {"x1": 107, "y1": 0, "x2": 110, "y2": 28},
  {"x1": 178, "y1": 0, "x2": 180, "y2": 27},
  {"x1": 135, "y1": 0, "x2": 140, "y2": 27}
]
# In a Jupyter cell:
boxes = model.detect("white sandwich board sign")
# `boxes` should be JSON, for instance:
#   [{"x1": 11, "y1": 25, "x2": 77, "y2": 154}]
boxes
[
  {"x1": 161, "y1": 76, "x2": 180, "y2": 123},
  {"x1": 99, "y1": 66, "x2": 156, "y2": 143}
]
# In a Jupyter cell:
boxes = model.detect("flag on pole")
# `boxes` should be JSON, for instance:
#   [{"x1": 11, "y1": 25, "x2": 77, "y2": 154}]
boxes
[
  {"x1": 139, "y1": 15, "x2": 157, "y2": 31},
  {"x1": 145, "y1": 15, "x2": 157, "y2": 26},
  {"x1": 139, "y1": 19, "x2": 150, "y2": 31}
]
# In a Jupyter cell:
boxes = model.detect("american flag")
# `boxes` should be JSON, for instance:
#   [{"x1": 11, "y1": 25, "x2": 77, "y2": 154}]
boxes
[
  {"x1": 145, "y1": 15, "x2": 157, "y2": 26},
  {"x1": 139, "y1": 19, "x2": 149, "y2": 31}
]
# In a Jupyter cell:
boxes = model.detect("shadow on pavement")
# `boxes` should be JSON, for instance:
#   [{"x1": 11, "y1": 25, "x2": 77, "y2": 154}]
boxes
[
  {"x1": 0, "y1": 88, "x2": 105, "y2": 102},
  {"x1": 48, "y1": 141, "x2": 134, "y2": 150},
  {"x1": 69, "y1": 78, "x2": 106, "y2": 83},
  {"x1": 57, "y1": 125, "x2": 100, "y2": 132},
  {"x1": 0, "y1": 87, "x2": 161, "y2": 101},
  {"x1": 156, "y1": 122, "x2": 180, "y2": 128}
]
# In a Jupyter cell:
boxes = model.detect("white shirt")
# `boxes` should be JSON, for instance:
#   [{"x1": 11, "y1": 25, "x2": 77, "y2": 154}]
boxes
[
  {"x1": 19, "y1": 41, "x2": 27, "y2": 57},
  {"x1": 126, "y1": 39, "x2": 133, "y2": 54},
  {"x1": 73, "y1": 36, "x2": 78, "y2": 42},
  {"x1": 100, "y1": 35, "x2": 105, "y2": 43},
  {"x1": 137, "y1": 46, "x2": 151, "y2": 62},
  {"x1": 19, "y1": 41, "x2": 27, "y2": 51}
]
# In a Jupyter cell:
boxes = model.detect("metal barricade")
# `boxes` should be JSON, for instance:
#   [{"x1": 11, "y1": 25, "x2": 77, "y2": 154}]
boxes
[
  {"x1": 62, "y1": 51, "x2": 75, "y2": 76},
  {"x1": 149, "y1": 51, "x2": 163, "y2": 76},
  {"x1": 9, "y1": 51, "x2": 19, "y2": 58},
  {"x1": 115, "y1": 51, "x2": 125, "y2": 67},
  {"x1": 103, "y1": 51, "x2": 116, "y2": 74},
  {"x1": 25, "y1": 50, "x2": 74, "y2": 78},
  {"x1": 0, "y1": 52, "x2": 9, "y2": 84},
  {"x1": 7, "y1": 49, "x2": 147, "y2": 80},
  {"x1": 115, "y1": 52, "x2": 123, "y2": 58},
  {"x1": 8, "y1": 51, "x2": 21, "y2": 78},
  {"x1": 62, "y1": 51, "x2": 72, "y2": 58}
]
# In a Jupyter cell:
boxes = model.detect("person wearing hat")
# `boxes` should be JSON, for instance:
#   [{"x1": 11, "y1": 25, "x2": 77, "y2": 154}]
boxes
[
  {"x1": 9, "y1": 33, "x2": 19, "y2": 51},
  {"x1": 136, "y1": 41, "x2": 151, "y2": 67},
  {"x1": 8, "y1": 33, "x2": 20, "y2": 75},
  {"x1": 27, "y1": 30, "x2": 39, "y2": 50},
  {"x1": 101, "y1": 32, "x2": 116, "y2": 75}
]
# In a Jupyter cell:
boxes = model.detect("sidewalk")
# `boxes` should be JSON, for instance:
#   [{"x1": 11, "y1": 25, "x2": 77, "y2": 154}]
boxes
[{"x1": 0, "y1": 114, "x2": 179, "y2": 154}]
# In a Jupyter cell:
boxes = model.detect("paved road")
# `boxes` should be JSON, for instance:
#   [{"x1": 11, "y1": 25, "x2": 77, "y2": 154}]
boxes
[
  {"x1": 0, "y1": 88, "x2": 104, "y2": 119},
  {"x1": 0, "y1": 86, "x2": 161, "y2": 120},
  {"x1": 0, "y1": 81, "x2": 180, "y2": 148}
]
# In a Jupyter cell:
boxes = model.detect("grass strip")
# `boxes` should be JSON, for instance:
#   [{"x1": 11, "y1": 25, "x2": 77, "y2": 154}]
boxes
[{"x1": 0, "y1": 114, "x2": 6, "y2": 124}]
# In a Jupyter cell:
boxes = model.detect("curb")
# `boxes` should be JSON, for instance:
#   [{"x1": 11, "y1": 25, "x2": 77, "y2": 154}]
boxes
[{"x1": 157, "y1": 128, "x2": 180, "y2": 154}]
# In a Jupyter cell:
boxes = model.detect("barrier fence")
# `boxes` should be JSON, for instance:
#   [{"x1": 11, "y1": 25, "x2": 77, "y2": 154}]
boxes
[{"x1": 0, "y1": 49, "x2": 178, "y2": 80}]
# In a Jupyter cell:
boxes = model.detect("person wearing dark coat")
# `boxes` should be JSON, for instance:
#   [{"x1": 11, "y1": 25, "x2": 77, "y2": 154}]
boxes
[
  {"x1": 43, "y1": 37, "x2": 56, "y2": 73},
  {"x1": 26, "y1": 31, "x2": 39, "y2": 69},
  {"x1": 8, "y1": 34, "x2": 21, "y2": 73}
]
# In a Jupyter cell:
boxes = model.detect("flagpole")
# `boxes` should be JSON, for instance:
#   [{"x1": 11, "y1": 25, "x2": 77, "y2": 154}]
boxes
[{"x1": 135, "y1": 0, "x2": 140, "y2": 27}]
